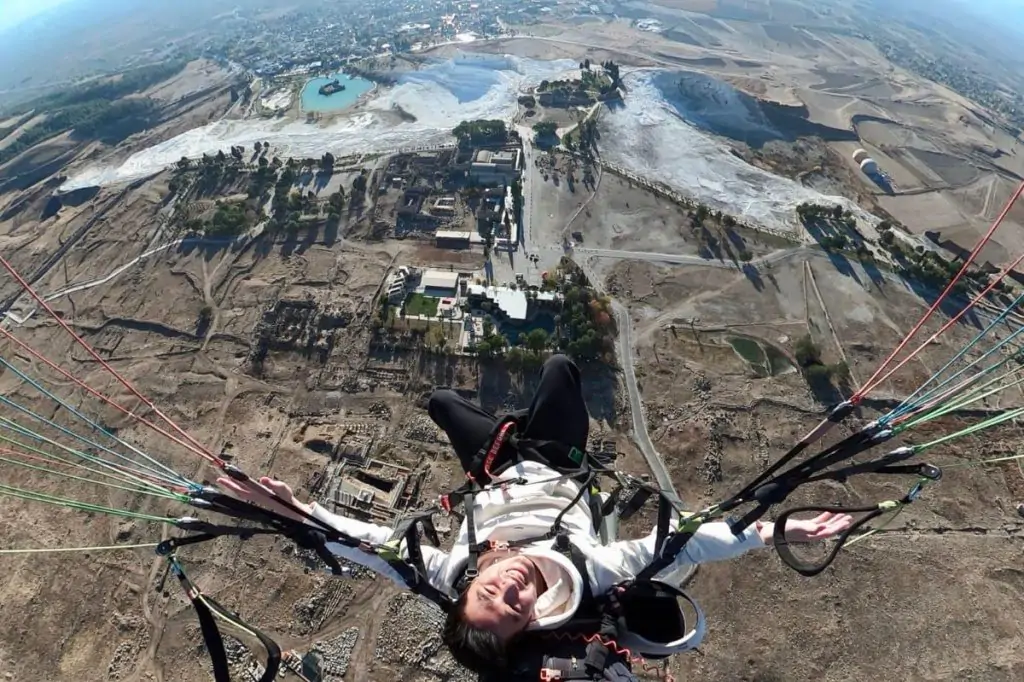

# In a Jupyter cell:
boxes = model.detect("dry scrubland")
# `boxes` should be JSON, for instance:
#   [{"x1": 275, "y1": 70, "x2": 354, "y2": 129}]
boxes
[
  {"x1": 0, "y1": 171, "x2": 638, "y2": 682},
  {"x1": 607, "y1": 254, "x2": 1024, "y2": 681},
  {"x1": 489, "y1": 0, "x2": 1024, "y2": 259},
  {"x1": 4, "y1": 1, "x2": 1024, "y2": 680}
]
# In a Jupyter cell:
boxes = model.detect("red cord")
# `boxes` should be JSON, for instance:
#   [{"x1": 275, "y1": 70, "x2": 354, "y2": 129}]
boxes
[
  {"x1": 856, "y1": 180, "x2": 1024, "y2": 400},
  {"x1": 0, "y1": 325, "x2": 215, "y2": 463},
  {"x1": 543, "y1": 631, "x2": 676, "y2": 682},
  {"x1": 0, "y1": 255, "x2": 223, "y2": 468},
  {"x1": 466, "y1": 420, "x2": 515, "y2": 484}
]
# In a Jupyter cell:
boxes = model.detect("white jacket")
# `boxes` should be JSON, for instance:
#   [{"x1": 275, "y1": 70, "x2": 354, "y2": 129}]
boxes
[{"x1": 312, "y1": 460, "x2": 766, "y2": 652}]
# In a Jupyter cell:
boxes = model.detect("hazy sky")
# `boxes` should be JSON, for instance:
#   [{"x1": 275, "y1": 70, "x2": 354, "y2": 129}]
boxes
[{"x1": 0, "y1": 0, "x2": 78, "y2": 31}]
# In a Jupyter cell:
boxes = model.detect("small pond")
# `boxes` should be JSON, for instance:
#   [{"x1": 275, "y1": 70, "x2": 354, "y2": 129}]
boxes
[{"x1": 729, "y1": 335, "x2": 795, "y2": 378}]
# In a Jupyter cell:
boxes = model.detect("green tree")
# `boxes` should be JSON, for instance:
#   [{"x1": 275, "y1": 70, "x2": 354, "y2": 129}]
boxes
[
  {"x1": 830, "y1": 361, "x2": 851, "y2": 384},
  {"x1": 328, "y1": 191, "x2": 345, "y2": 212},
  {"x1": 506, "y1": 347, "x2": 526, "y2": 372},
  {"x1": 526, "y1": 328, "x2": 550, "y2": 353},
  {"x1": 794, "y1": 335, "x2": 822, "y2": 368}
]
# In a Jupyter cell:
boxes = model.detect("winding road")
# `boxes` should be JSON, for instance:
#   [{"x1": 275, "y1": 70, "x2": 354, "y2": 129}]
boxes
[
  {"x1": 612, "y1": 299, "x2": 674, "y2": 492},
  {"x1": 569, "y1": 251, "x2": 677, "y2": 497}
]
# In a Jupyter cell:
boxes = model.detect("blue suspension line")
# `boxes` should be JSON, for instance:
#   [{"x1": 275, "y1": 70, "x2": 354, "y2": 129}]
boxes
[
  {"x1": 0, "y1": 355, "x2": 197, "y2": 489},
  {"x1": 883, "y1": 289, "x2": 1024, "y2": 422},
  {"x1": 884, "y1": 317, "x2": 1024, "y2": 423},
  {"x1": 0, "y1": 394, "x2": 195, "y2": 489}
]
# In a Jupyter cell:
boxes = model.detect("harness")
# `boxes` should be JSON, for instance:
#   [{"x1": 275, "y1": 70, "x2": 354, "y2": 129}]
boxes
[{"x1": 161, "y1": 399, "x2": 942, "y2": 682}]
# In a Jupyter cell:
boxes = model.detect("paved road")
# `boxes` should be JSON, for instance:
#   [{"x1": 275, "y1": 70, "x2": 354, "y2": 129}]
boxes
[
  {"x1": 571, "y1": 256, "x2": 678, "y2": 497},
  {"x1": 611, "y1": 298, "x2": 675, "y2": 494},
  {"x1": 558, "y1": 243, "x2": 913, "y2": 288}
]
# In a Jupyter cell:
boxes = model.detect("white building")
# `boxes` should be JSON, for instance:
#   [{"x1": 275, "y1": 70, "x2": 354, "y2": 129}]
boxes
[
  {"x1": 467, "y1": 284, "x2": 528, "y2": 321},
  {"x1": 421, "y1": 270, "x2": 461, "y2": 298},
  {"x1": 436, "y1": 230, "x2": 473, "y2": 249},
  {"x1": 385, "y1": 266, "x2": 412, "y2": 302},
  {"x1": 470, "y1": 148, "x2": 521, "y2": 184}
]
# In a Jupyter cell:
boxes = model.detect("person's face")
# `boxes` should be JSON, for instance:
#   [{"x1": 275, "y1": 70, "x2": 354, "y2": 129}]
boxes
[{"x1": 461, "y1": 554, "x2": 543, "y2": 640}]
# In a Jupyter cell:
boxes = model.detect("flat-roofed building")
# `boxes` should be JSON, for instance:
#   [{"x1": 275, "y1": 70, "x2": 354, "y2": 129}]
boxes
[
  {"x1": 421, "y1": 270, "x2": 460, "y2": 297},
  {"x1": 470, "y1": 148, "x2": 521, "y2": 184},
  {"x1": 435, "y1": 230, "x2": 472, "y2": 249}
]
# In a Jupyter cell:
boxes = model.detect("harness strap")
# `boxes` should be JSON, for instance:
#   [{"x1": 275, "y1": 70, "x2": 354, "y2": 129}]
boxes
[
  {"x1": 463, "y1": 490, "x2": 479, "y2": 583},
  {"x1": 381, "y1": 509, "x2": 453, "y2": 608},
  {"x1": 291, "y1": 527, "x2": 347, "y2": 576},
  {"x1": 171, "y1": 560, "x2": 281, "y2": 682},
  {"x1": 555, "y1": 533, "x2": 595, "y2": 604}
]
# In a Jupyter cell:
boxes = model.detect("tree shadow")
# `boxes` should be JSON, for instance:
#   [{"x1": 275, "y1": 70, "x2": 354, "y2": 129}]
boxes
[
  {"x1": 297, "y1": 169, "x2": 315, "y2": 189},
  {"x1": 295, "y1": 221, "x2": 321, "y2": 255},
  {"x1": 861, "y1": 257, "x2": 886, "y2": 290},
  {"x1": 803, "y1": 219, "x2": 862, "y2": 285},
  {"x1": 324, "y1": 217, "x2": 340, "y2": 246},
  {"x1": 176, "y1": 236, "x2": 235, "y2": 262},
  {"x1": 700, "y1": 226, "x2": 723, "y2": 262},
  {"x1": 314, "y1": 169, "x2": 333, "y2": 194},
  {"x1": 805, "y1": 371, "x2": 843, "y2": 406},
  {"x1": 253, "y1": 232, "x2": 275, "y2": 260},
  {"x1": 899, "y1": 276, "x2": 984, "y2": 329},
  {"x1": 724, "y1": 226, "x2": 746, "y2": 252},
  {"x1": 742, "y1": 263, "x2": 764, "y2": 291}
]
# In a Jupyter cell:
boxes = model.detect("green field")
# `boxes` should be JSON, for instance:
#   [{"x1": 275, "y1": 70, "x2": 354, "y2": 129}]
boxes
[{"x1": 405, "y1": 293, "x2": 439, "y2": 317}]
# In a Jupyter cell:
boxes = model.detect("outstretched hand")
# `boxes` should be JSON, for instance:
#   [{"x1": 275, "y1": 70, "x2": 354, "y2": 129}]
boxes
[
  {"x1": 758, "y1": 511, "x2": 854, "y2": 545},
  {"x1": 215, "y1": 475, "x2": 313, "y2": 523}
]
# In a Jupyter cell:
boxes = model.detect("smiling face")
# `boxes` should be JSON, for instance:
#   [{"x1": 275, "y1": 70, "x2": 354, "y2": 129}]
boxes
[{"x1": 460, "y1": 554, "x2": 546, "y2": 640}]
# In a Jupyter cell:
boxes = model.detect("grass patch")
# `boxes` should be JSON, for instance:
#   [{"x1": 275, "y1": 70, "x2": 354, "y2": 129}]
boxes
[{"x1": 405, "y1": 293, "x2": 439, "y2": 317}]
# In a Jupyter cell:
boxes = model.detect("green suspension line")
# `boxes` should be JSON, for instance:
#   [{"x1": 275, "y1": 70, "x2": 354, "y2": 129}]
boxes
[
  {"x1": 0, "y1": 483, "x2": 176, "y2": 523},
  {"x1": 0, "y1": 417, "x2": 183, "y2": 494},
  {"x1": 0, "y1": 431, "x2": 181, "y2": 497},
  {"x1": 0, "y1": 453, "x2": 183, "y2": 500}
]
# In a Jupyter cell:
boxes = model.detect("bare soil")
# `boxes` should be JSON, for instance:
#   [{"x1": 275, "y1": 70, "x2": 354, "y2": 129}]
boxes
[{"x1": 608, "y1": 255, "x2": 1024, "y2": 681}]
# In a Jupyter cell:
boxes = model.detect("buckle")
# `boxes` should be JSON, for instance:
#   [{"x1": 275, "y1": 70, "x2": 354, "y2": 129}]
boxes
[
  {"x1": 489, "y1": 540, "x2": 510, "y2": 551},
  {"x1": 539, "y1": 669, "x2": 562, "y2": 681},
  {"x1": 439, "y1": 494, "x2": 452, "y2": 513}
]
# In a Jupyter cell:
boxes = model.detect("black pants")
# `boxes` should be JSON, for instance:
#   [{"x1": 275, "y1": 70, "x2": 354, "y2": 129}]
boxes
[{"x1": 428, "y1": 354, "x2": 590, "y2": 476}]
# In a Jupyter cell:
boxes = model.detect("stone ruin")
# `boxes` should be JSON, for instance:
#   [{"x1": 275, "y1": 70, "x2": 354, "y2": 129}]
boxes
[{"x1": 247, "y1": 295, "x2": 350, "y2": 372}]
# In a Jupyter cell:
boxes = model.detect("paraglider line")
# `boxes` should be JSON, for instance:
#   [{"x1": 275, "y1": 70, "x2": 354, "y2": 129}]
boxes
[
  {"x1": 856, "y1": 180, "x2": 1024, "y2": 400},
  {"x1": 0, "y1": 254, "x2": 223, "y2": 468},
  {"x1": 0, "y1": 325, "x2": 217, "y2": 463}
]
